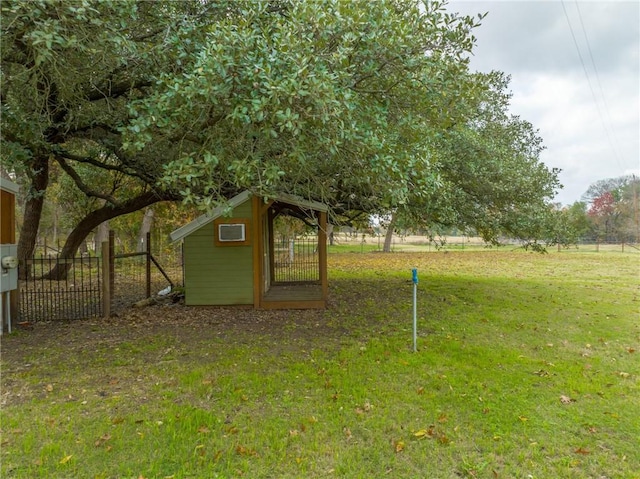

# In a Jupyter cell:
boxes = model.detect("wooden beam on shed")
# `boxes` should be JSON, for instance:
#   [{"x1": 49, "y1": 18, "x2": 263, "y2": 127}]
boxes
[
  {"x1": 252, "y1": 195, "x2": 262, "y2": 309},
  {"x1": 318, "y1": 210, "x2": 328, "y2": 303}
]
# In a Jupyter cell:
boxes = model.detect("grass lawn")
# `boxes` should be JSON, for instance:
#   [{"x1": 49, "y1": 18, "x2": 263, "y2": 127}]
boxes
[{"x1": 1, "y1": 250, "x2": 638, "y2": 478}]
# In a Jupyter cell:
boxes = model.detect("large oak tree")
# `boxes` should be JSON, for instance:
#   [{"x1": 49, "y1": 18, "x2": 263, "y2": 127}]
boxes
[{"x1": 2, "y1": 0, "x2": 561, "y2": 278}]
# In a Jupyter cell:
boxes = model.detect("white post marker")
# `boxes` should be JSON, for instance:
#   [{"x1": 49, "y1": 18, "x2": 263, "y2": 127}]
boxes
[{"x1": 412, "y1": 268, "x2": 418, "y2": 352}]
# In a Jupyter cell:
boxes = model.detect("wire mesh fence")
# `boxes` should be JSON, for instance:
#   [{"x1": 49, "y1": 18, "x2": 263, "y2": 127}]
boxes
[
  {"x1": 18, "y1": 232, "x2": 183, "y2": 322},
  {"x1": 110, "y1": 249, "x2": 182, "y2": 315}
]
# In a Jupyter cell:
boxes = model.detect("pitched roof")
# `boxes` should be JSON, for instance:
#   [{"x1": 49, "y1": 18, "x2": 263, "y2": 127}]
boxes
[
  {"x1": 0, "y1": 177, "x2": 19, "y2": 194},
  {"x1": 169, "y1": 190, "x2": 328, "y2": 242}
]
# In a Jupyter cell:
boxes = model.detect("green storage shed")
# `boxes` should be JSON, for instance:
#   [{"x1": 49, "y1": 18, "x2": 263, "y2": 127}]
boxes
[{"x1": 170, "y1": 191, "x2": 328, "y2": 309}]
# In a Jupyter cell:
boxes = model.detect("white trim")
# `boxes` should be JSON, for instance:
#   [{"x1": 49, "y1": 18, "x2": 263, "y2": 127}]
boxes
[
  {"x1": 169, "y1": 190, "x2": 329, "y2": 243},
  {"x1": 274, "y1": 192, "x2": 329, "y2": 213},
  {"x1": 169, "y1": 190, "x2": 252, "y2": 242},
  {"x1": 218, "y1": 223, "x2": 246, "y2": 242}
]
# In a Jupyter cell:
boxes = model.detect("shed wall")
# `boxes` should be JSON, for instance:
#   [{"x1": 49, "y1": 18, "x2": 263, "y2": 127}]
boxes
[
  {"x1": 1, "y1": 189, "x2": 16, "y2": 244},
  {"x1": 183, "y1": 201, "x2": 254, "y2": 305}
]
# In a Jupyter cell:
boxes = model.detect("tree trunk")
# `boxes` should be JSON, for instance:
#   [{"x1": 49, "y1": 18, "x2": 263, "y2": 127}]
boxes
[
  {"x1": 136, "y1": 207, "x2": 155, "y2": 252},
  {"x1": 52, "y1": 204, "x2": 59, "y2": 250},
  {"x1": 383, "y1": 212, "x2": 397, "y2": 253},
  {"x1": 94, "y1": 220, "x2": 110, "y2": 254},
  {"x1": 327, "y1": 223, "x2": 334, "y2": 246},
  {"x1": 17, "y1": 155, "x2": 50, "y2": 279},
  {"x1": 42, "y1": 191, "x2": 177, "y2": 280}
]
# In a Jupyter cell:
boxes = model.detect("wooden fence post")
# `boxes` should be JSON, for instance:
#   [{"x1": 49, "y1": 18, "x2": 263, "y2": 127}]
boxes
[
  {"x1": 146, "y1": 232, "x2": 151, "y2": 298},
  {"x1": 102, "y1": 241, "x2": 110, "y2": 319}
]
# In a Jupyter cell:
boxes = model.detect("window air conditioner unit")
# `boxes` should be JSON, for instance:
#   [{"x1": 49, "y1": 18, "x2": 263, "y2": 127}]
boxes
[{"x1": 218, "y1": 223, "x2": 246, "y2": 242}]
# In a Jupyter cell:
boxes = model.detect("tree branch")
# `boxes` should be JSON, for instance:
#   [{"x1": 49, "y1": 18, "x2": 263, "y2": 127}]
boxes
[
  {"x1": 52, "y1": 146, "x2": 154, "y2": 185},
  {"x1": 54, "y1": 156, "x2": 120, "y2": 206},
  {"x1": 86, "y1": 78, "x2": 153, "y2": 102}
]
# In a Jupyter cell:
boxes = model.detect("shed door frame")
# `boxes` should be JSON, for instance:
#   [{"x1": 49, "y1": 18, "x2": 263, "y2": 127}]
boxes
[{"x1": 252, "y1": 196, "x2": 328, "y2": 309}]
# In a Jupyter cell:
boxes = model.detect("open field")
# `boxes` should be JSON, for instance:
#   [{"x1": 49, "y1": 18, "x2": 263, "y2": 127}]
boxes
[
  {"x1": 329, "y1": 233, "x2": 640, "y2": 254},
  {"x1": 1, "y1": 250, "x2": 638, "y2": 478}
]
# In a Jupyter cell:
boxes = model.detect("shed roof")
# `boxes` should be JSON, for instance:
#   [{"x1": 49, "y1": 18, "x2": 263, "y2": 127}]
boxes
[
  {"x1": 0, "y1": 177, "x2": 19, "y2": 194},
  {"x1": 170, "y1": 190, "x2": 328, "y2": 243}
]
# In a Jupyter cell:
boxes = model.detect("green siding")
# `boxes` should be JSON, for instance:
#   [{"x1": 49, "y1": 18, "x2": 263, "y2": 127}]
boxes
[{"x1": 183, "y1": 201, "x2": 254, "y2": 305}]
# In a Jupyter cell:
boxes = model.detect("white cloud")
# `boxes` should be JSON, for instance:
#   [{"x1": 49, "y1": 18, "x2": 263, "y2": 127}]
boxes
[{"x1": 448, "y1": 0, "x2": 640, "y2": 205}]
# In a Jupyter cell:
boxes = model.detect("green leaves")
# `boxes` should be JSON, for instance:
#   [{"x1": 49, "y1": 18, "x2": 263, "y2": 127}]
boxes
[{"x1": 122, "y1": 0, "x2": 483, "y2": 213}]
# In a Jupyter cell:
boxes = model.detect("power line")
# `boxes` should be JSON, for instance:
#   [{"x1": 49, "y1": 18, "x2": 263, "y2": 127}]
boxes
[
  {"x1": 574, "y1": 1, "x2": 625, "y2": 167},
  {"x1": 560, "y1": 0, "x2": 624, "y2": 169}
]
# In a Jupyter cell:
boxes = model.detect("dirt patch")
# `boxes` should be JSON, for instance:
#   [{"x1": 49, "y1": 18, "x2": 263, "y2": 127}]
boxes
[{"x1": 1, "y1": 300, "x2": 341, "y2": 366}]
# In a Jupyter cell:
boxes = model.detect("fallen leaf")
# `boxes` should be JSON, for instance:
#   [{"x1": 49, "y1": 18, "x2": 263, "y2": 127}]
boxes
[
  {"x1": 235, "y1": 445, "x2": 257, "y2": 456},
  {"x1": 394, "y1": 440, "x2": 405, "y2": 453},
  {"x1": 627, "y1": 347, "x2": 635, "y2": 354},
  {"x1": 574, "y1": 447, "x2": 590, "y2": 455},
  {"x1": 59, "y1": 454, "x2": 72, "y2": 464},
  {"x1": 417, "y1": 387, "x2": 425, "y2": 395},
  {"x1": 413, "y1": 429, "x2": 429, "y2": 439},
  {"x1": 518, "y1": 416, "x2": 528, "y2": 422},
  {"x1": 560, "y1": 395, "x2": 575, "y2": 404},
  {"x1": 95, "y1": 433, "x2": 112, "y2": 447},
  {"x1": 618, "y1": 372, "x2": 630, "y2": 378},
  {"x1": 45, "y1": 384, "x2": 54, "y2": 392},
  {"x1": 197, "y1": 426, "x2": 210, "y2": 434}
]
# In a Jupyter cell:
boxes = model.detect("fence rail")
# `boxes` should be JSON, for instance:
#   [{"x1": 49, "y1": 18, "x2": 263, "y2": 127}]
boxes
[
  {"x1": 273, "y1": 236, "x2": 319, "y2": 283},
  {"x1": 19, "y1": 256, "x2": 102, "y2": 322},
  {"x1": 18, "y1": 232, "x2": 182, "y2": 322}
]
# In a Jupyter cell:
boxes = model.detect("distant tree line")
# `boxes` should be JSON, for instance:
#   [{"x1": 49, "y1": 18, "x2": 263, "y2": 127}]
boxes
[{"x1": 550, "y1": 174, "x2": 640, "y2": 246}]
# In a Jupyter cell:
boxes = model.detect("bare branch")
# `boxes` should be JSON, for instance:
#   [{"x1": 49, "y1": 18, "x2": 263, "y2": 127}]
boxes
[{"x1": 54, "y1": 156, "x2": 120, "y2": 206}]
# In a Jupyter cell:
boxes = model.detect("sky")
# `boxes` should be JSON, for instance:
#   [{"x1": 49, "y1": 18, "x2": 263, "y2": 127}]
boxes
[{"x1": 447, "y1": 0, "x2": 640, "y2": 205}]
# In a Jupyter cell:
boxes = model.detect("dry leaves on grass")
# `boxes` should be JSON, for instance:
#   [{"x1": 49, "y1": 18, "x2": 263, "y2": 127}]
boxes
[{"x1": 412, "y1": 425, "x2": 450, "y2": 444}]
